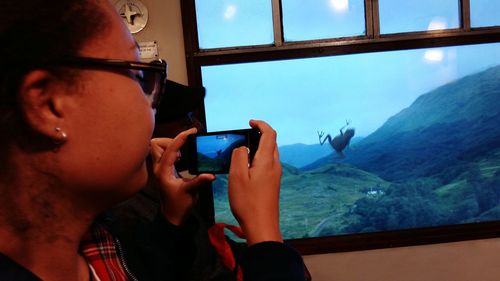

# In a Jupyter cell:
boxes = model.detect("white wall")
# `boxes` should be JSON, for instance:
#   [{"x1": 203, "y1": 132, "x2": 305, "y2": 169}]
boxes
[
  {"x1": 303, "y1": 238, "x2": 500, "y2": 281},
  {"x1": 128, "y1": 0, "x2": 500, "y2": 280},
  {"x1": 127, "y1": 0, "x2": 188, "y2": 84}
]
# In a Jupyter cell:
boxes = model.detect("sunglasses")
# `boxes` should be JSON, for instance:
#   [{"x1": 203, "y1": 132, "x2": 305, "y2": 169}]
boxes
[{"x1": 43, "y1": 57, "x2": 168, "y2": 109}]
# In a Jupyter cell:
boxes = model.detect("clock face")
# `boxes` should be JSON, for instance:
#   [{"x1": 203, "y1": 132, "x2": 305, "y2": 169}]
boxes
[{"x1": 114, "y1": 0, "x2": 149, "y2": 34}]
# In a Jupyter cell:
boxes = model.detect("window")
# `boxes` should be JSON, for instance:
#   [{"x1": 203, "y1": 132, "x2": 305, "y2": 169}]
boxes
[
  {"x1": 470, "y1": 0, "x2": 500, "y2": 28},
  {"x1": 195, "y1": 0, "x2": 274, "y2": 49},
  {"x1": 282, "y1": 0, "x2": 366, "y2": 41},
  {"x1": 181, "y1": 0, "x2": 500, "y2": 254},
  {"x1": 379, "y1": 0, "x2": 460, "y2": 34},
  {"x1": 204, "y1": 42, "x2": 500, "y2": 240}
]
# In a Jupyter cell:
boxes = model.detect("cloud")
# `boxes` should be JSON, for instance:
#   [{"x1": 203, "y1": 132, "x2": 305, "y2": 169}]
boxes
[
  {"x1": 427, "y1": 17, "x2": 447, "y2": 31},
  {"x1": 424, "y1": 49, "x2": 444, "y2": 62},
  {"x1": 224, "y1": 4, "x2": 237, "y2": 20},
  {"x1": 329, "y1": 0, "x2": 349, "y2": 13}
]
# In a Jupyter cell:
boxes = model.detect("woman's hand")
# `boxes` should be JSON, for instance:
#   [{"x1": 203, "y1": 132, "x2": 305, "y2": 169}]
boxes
[
  {"x1": 150, "y1": 128, "x2": 215, "y2": 225},
  {"x1": 228, "y1": 120, "x2": 283, "y2": 245}
]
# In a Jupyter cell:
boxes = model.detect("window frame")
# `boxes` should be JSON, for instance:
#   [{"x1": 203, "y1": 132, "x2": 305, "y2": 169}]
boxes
[{"x1": 181, "y1": 0, "x2": 500, "y2": 255}]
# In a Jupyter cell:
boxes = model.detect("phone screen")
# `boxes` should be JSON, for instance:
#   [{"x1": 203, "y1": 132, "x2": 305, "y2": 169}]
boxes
[{"x1": 186, "y1": 129, "x2": 260, "y2": 174}]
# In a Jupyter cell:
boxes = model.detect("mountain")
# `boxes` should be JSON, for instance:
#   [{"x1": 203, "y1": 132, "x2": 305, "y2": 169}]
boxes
[
  {"x1": 278, "y1": 143, "x2": 332, "y2": 168},
  {"x1": 279, "y1": 137, "x2": 364, "y2": 168},
  {"x1": 212, "y1": 65, "x2": 500, "y2": 239},
  {"x1": 279, "y1": 162, "x2": 391, "y2": 238},
  {"x1": 304, "y1": 65, "x2": 500, "y2": 181},
  {"x1": 196, "y1": 137, "x2": 247, "y2": 173},
  {"x1": 362, "y1": 65, "x2": 500, "y2": 145},
  {"x1": 213, "y1": 161, "x2": 391, "y2": 239}
]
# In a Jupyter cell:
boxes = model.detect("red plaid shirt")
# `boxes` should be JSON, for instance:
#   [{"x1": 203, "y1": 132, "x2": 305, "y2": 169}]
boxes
[{"x1": 80, "y1": 224, "x2": 136, "y2": 281}]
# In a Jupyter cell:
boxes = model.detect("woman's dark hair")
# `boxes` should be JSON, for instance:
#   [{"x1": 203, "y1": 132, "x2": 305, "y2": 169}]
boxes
[{"x1": 0, "y1": 0, "x2": 110, "y2": 150}]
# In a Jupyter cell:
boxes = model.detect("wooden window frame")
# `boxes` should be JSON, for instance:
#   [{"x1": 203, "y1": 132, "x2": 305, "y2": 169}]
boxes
[{"x1": 182, "y1": 0, "x2": 500, "y2": 255}]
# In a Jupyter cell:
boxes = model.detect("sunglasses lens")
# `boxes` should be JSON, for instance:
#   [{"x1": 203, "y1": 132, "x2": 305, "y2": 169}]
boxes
[
  {"x1": 142, "y1": 60, "x2": 167, "y2": 108},
  {"x1": 144, "y1": 71, "x2": 164, "y2": 108},
  {"x1": 139, "y1": 70, "x2": 151, "y2": 94}
]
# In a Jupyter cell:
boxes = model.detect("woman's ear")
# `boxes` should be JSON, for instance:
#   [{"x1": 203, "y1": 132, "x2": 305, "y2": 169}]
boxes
[{"x1": 18, "y1": 70, "x2": 67, "y2": 140}]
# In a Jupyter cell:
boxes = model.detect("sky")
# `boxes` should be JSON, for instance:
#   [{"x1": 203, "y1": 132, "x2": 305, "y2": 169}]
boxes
[{"x1": 195, "y1": 0, "x2": 500, "y2": 146}]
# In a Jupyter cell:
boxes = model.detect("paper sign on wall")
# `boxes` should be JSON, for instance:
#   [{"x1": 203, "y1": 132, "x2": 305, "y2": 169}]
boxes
[{"x1": 139, "y1": 41, "x2": 159, "y2": 60}]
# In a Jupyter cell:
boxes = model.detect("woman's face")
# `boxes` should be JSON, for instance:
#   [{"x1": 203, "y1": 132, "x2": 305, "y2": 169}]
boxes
[{"x1": 57, "y1": 2, "x2": 155, "y2": 204}]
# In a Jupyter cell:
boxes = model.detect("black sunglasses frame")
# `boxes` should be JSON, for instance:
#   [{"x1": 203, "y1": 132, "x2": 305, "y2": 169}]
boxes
[{"x1": 42, "y1": 57, "x2": 168, "y2": 109}]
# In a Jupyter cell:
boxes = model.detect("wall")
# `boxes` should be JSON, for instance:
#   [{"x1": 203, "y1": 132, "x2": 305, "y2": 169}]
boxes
[
  {"x1": 126, "y1": 0, "x2": 188, "y2": 84},
  {"x1": 126, "y1": 0, "x2": 500, "y2": 280},
  {"x1": 303, "y1": 238, "x2": 500, "y2": 281}
]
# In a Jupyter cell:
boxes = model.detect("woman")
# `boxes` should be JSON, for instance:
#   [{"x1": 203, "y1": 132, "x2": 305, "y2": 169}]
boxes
[{"x1": 0, "y1": 0, "x2": 305, "y2": 280}]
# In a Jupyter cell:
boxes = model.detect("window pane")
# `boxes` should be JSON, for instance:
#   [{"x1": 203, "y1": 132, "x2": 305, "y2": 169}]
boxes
[
  {"x1": 379, "y1": 0, "x2": 460, "y2": 34},
  {"x1": 201, "y1": 42, "x2": 500, "y2": 239},
  {"x1": 282, "y1": 0, "x2": 366, "y2": 41},
  {"x1": 195, "y1": 0, "x2": 273, "y2": 49},
  {"x1": 471, "y1": 0, "x2": 500, "y2": 28}
]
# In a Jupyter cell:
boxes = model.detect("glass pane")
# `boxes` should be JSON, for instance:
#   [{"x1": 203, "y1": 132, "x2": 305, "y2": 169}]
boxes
[
  {"x1": 195, "y1": 0, "x2": 273, "y2": 49},
  {"x1": 379, "y1": 0, "x2": 460, "y2": 34},
  {"x1": 282, "y1": 0, "x2": 366, "y2": 41},
  {"x1": 471, "y1": 0, "x2": 500, "y2": 27},
  {"x1": 201, "y1": 42, "x2": 500, "y2": 239}
]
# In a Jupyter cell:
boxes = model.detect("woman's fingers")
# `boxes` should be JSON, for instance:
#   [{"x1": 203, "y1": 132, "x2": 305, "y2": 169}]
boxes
[
  {"x1": 150, "y1": 138, "x2": 171, "y2": 162},
  {"x1": 152, "y1": 128, "x2": 215, "y2": 225},
  {"x1": 186, "y1": 173, "x2": 216, "y2": 191},
  {"x1": 249, "y1": 119, "x2": 278, "y2": 168},
  {"x1": 151, "y1": 127, "x2": 197, "y2": 172},
  {"x1": 227, "y1": 120, "x2": 284, "y2": 244},
  {"x1": 250, "y1": 120, "x2": 276, "y2": 153}
]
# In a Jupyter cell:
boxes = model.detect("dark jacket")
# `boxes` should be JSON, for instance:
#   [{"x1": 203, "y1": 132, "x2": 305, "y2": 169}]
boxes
[
  {"x1": 0, "y1": 238, "x2": 305, "y2": 281},
  {"x1": 0, "y1": 241, "x2": 305, "y2": 281},
  {"x1": 0, "y1": 254, "x2": 41, "y2": 281}
]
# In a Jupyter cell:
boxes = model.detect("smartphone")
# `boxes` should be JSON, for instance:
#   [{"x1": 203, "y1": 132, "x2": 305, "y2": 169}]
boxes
[{"x1": 185, "y1": 128, "x2": 261, "y2": 174}]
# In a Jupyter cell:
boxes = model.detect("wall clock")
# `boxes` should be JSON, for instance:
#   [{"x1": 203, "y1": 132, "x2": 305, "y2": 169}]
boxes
[{"x1": 114, "y1": 0, "x2": 149, "y2": 34}]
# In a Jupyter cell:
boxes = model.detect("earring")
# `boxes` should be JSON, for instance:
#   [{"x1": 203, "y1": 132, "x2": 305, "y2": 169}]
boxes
[{"x1": 54, "y1": 127, "x2": 68, "y2": 145}]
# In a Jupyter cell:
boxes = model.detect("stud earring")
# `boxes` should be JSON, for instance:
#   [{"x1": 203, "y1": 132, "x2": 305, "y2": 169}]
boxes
[{"x1": 54, "y1": 127, "x2": 68, "y2": 145}]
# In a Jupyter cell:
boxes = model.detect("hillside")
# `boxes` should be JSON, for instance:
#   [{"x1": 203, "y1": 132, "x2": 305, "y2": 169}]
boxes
[
  {"x1": 279, "y1": 137, "x2": 364, "y2": 168},
  {"x1": 213, "y1": 162, "x2": 391, "y2": 239},
  {"x1": 212, "y1": 65, "x2": 500, "y2": 239},
  {"x1": 196, "y1": 136, "x2": 247, "y2": 172},
  {"x1": 362, "y1": 65, "x2": 500, "y2": 145},
  {"x1": 278, "y1": 143, "x2": 331, "y2": 168},
  {"x1": 305, "y1": 65, "x2": 500, "y2": 181}
]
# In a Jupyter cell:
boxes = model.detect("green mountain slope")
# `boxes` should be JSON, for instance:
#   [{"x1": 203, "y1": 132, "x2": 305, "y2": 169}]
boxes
[
  {"x1": 362, "y1": 65, "x2": 500, "y2": 145},
  {"x1": 305, "y1": 65, "x2": 500, "y2": 181},
  {"x1": 213, "y1": 162, "x2": 391, "y2": 239}
]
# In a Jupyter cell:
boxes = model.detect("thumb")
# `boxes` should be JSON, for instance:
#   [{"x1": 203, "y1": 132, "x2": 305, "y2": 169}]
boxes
[{"x1": 184, "y1": 173, "x2": 216, "y2": 192}]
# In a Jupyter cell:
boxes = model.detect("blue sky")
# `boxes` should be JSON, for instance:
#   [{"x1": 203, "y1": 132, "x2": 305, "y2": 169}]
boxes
[{"x1": 195, "y1": 1, "x2": 500, "y2": 146}]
